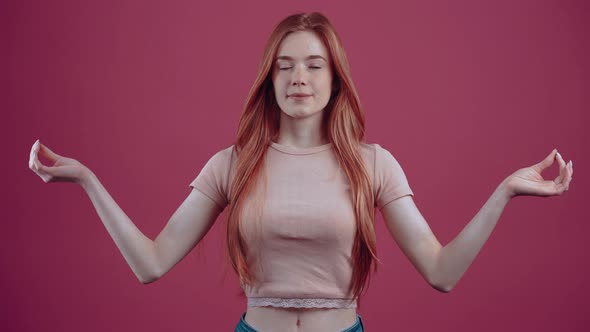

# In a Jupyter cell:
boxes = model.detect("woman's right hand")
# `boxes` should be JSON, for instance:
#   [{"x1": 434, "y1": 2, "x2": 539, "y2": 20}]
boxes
[{"x1": 28, "y1": 139, "x2": 91, "y2": 185}]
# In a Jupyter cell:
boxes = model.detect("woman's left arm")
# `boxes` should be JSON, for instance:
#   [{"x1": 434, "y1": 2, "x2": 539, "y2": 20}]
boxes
[{"x1": 381, "y1": 149, "x2": 573, "y2": 292}]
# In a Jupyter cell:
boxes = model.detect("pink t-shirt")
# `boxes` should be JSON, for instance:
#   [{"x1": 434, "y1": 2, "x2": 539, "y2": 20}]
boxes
[{"x1": 189, "y1": 141, "x2": 414, "y2": 308}]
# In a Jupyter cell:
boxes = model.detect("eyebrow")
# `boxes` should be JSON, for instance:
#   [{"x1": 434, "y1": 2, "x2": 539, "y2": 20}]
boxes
[{"x1": 276, "y1": 55, "x2": 328, "y2": 62}]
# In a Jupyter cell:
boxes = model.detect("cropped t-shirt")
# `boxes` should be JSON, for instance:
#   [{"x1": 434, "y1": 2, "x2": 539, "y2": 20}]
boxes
[{"x1": 189, "y1": 141, "x2": 414, "y2": 309}]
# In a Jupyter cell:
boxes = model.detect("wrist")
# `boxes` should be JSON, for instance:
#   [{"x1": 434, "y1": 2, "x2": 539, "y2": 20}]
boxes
[
  {"x1": 498, "y1": 177, "x2": 515, "y2": 200},
  {"x1": 78, "y1": 167, "x2": 96, "y2": 190}
]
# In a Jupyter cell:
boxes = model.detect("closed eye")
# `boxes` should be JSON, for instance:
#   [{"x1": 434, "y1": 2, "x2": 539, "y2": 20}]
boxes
[{"x1": 278, "y1": 66, "x2": 322, "y2": 70}]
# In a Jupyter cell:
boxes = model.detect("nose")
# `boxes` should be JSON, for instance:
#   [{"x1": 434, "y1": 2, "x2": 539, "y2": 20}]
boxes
[{"x1": 291, "y1": 64, "x2": 308, "y2": 86}]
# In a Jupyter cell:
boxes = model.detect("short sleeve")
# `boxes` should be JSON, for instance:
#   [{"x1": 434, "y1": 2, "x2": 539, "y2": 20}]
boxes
[
  {"x1": 189, "y1": 146, "x2": 234, "y2": 209},
  {"x1": 374, "y1": 144, "x2": 414, "y2": 209}
]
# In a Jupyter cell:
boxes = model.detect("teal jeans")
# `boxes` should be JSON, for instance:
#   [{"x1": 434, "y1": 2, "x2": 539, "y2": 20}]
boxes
[{"x1": 234, "y1": 312, "x2": 365, "y2": 331}]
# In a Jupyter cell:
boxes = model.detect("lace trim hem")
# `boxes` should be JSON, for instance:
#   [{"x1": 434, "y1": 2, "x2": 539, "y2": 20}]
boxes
[{"x1": 247, "y1": 297, "x2": 357, "y2": 309}]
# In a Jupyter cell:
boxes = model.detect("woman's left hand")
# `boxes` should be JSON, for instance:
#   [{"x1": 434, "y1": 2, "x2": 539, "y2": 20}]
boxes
[{"x1": 504, "y1": 149, "x2": 573, "y2": 198}]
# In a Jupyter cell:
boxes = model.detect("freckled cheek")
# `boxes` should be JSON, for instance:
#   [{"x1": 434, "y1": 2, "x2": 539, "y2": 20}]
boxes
[
  {"x1": 320, "y1": 80, "x2": 332, "y2": 98},
  {"x1": 273, "y1": 81, "x2": 287, "y2": 99}
]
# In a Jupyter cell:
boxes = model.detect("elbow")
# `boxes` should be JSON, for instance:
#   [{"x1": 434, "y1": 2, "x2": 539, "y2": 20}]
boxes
[
  {"x1": 139, "y1": 275, "x2": 158, "y2": 284},
  {"x1": 138, "y1": 269, "x2": 162, "y2": 285},
  {"x1": 431, "y1": 281, "x2": 453, "y2": 293},
  {"x1": 428, "y1": 274, "x2": 454, "y2": 293},
  {"x1": 139, "y1": 256, "x2": 163, "y2": 284},
  {"x1": 428, "y1": 260, "x2": 455, "y2": 293}
]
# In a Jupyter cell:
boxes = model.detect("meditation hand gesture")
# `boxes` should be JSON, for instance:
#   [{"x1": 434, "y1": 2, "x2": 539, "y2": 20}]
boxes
[
  {"x1": 504, "y1": 149, "x2": 573, "y2": 198},
  {"x1": 28, "y1": 139, "x2": 91, "y2": 184}
]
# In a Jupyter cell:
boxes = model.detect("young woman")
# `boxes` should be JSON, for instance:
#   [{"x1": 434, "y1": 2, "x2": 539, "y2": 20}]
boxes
[{"x1": 28, "y1": 12, "x2": 573, "y2": 332}]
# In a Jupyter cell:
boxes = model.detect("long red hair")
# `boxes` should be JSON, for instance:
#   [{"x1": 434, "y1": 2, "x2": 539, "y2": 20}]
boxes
[{"x1": 227, "y1": 12, "x2": 378, "y2": 303}]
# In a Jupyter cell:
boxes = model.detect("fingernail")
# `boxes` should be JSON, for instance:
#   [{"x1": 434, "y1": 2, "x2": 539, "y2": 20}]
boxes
[{"x1": 557, "y1": 152, "x2": 562, "y2": 159}]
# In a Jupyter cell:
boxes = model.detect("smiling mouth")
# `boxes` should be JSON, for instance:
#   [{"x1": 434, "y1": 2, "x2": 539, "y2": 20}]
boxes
[{"x1": 289, "y1": 95, "x2": 312, "y2": 100}]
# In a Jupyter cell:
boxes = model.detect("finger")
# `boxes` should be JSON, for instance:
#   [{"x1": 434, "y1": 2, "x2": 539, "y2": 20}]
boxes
[
  {"x1": 31, "y1": 158, "x2": 52, "y2": 183},
  {"x1": 28, "y1": 139, "x2": 40, "y2": 169},
  {"x1": 563, "y1": 163, "x2": 572, "y2": 190},
  {"x1": 29, "y1": 140, "x2": 44, "y2": 171},
  {"x1": 28, "y1": 141, "x2": 52, "y2": 182},
  {"x1": 565, "y1": 161, "x2": 573, "y2": 190},
  {"x1": 554, "y1": 151, "x2": 567, "y2": 184},
  {"x1": 34, "y1": 142, "x2": 43, "y2": 169},
  {"x1": 539, "y1": 180, "x2": 567, "y2": 196},
  {"x1": 29, "y1": 141, "x2": 67, "y2": 184},
  {"x1": 560, "y1": 161, "x2": 572, "y2": 191},
  {"x1": 533, "y1": 148, "x2": 557, "y2": 173}
]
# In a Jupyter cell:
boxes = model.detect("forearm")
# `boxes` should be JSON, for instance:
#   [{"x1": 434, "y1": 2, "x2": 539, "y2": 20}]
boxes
[
  {"x1": 80, "y1": 170, "x2": 160, "y2": 283},
  {"x1": 433, "y1": 179, "x2": 512, "y2": 292}
]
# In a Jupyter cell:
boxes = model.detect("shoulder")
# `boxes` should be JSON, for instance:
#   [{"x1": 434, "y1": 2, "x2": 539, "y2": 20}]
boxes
[
  {"x1": 358, "y1": 142, "x2": 391, "y2": 153},
  {"x1": 357, "y1": 143, "x2": 379, "y2": 180},
  {"x1": 359, "y1": 142, "x2": 401, "y2": 160},
  {"x1": 358, "y1": 142, "x2": 377, "y2": 157},
  {"x1": 363, "y1": 143, "x2": 414, "y2": 207},
  {"x1": 206, "y1": 145, "x2": 236, "y2": 166},
  {"x1": 358, "y1": 142, "x2": 407, "y2": 178},
  {"x1": 213, "y1": 145, "x2": 235, "y2": 158},
  {"x1": 358, "y1": 142, "x2": 390, "y2": 163},
  {"x1": 193, "y1": 145, "x2": 236, "y2": 181},
  {"x1": 189, "y1": 145, "x2": 236, "y2": 208}
]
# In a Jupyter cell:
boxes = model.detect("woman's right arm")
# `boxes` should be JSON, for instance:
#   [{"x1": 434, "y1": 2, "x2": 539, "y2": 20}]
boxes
[
  {"x1": 30, "y1": 140, "x2": 223, "y2": 284},
  {"x1": 80, "y1": 171, "x2": 222, "y2": 284}
]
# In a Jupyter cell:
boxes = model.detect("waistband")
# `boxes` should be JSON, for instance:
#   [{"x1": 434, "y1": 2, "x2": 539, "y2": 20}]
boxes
[
  {"x1": 247, "y1": 297, "x2": 357, "y2": 309},
  {"x1": 235, "y1": 312, "x2": 364, "y2": 332}
]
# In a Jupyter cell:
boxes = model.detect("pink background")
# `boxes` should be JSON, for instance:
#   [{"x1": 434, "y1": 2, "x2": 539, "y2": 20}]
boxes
[{"x1": 4, "y1": 0, "x2": 589, "y2": 331}]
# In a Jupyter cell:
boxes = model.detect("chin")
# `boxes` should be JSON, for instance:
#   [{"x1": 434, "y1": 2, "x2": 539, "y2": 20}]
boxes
[{"x1": 284, "y1": 109, "x2": 322, "y2": 119}]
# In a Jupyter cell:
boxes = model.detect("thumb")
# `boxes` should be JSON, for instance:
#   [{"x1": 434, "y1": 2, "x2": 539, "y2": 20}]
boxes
[
  {"x1": 532, "y1": 149, "x2": 557, "y2": 173},
  {"x1": 38, "y1": 141, "x2": 63, "y2": 161}
]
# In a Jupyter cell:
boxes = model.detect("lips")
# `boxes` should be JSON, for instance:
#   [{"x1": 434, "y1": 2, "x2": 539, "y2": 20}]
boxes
[{"x1": 288, "y1": 93, "x2": 312, "y2": 97}]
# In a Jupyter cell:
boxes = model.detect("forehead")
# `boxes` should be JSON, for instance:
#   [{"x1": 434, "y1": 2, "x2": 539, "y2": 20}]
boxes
[{"x1": 276, "y1": 31, "x2": 329, "y2": 61}]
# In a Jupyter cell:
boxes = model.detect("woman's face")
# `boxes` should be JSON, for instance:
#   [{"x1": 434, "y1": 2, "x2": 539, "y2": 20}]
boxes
[{"x1": 272, "y1": 31, "x2": 333, "y2": 120}]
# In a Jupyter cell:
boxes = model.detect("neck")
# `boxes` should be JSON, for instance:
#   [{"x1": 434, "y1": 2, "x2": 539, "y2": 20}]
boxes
[{"x1": 276, "y1": 112, "x2": 329, "y2": 148}]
